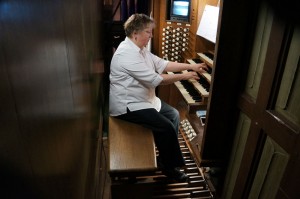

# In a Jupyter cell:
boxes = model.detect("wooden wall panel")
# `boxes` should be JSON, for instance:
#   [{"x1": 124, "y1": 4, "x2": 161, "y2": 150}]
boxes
[
  {"x1": 275, "y1": 27, "x2": 300, "y2": 125},
  {"x1": 222, "y1": 113, "x2": 251, "y2": 199},
  {"x1": 244, "y1": 3, "x2": 273, "y2": 101},
  {"x1": 248, "y1": 136, "x2": 289, "y2": 199},
  {"x1": 0, "y1": 0, "x2": 103, "y2": 198}
]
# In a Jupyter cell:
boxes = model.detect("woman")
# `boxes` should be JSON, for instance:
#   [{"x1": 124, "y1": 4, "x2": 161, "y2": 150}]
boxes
[{"x1": 109, "y1": 13, "x2": 207, "y2": 182}]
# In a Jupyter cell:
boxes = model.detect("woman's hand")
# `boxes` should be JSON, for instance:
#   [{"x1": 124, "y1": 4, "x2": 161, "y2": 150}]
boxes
[
  {"x1": 182, "y1": 71, "x2": 199, "y2": 80},
  {"x1": 193, "y1": 63, "x2": 208, "y2": 73}
]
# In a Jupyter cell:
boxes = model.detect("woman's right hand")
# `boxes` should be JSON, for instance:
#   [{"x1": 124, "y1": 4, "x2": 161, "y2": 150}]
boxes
[{"x1": 182, "y1": 71, "x2": 199, "y2": 80}]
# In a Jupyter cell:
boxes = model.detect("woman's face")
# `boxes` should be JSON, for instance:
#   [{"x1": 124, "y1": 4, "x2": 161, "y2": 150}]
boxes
[{"x1": 134, "y1": 24, "x2": 153, "y2": 48}]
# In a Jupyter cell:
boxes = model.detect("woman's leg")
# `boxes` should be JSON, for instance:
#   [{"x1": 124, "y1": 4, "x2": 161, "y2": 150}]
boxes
[{"x1": 159, "y1": 100, "x2": 180, "y2": 136}]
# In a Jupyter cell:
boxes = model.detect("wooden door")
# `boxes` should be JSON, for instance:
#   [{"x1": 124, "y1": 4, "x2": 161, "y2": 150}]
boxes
[{"x1": 221, "y1": 2, "x2": 300, "y2": 198}]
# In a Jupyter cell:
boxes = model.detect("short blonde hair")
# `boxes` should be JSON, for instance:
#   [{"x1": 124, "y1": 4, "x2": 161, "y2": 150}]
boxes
[{"x1": 124, "y1": 14, "x2": 155, "y2": 37}]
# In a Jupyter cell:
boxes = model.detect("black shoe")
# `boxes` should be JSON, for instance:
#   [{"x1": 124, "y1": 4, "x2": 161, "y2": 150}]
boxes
[{"x1": 162, "y1": 167, "x2": 188, "y2": 182}]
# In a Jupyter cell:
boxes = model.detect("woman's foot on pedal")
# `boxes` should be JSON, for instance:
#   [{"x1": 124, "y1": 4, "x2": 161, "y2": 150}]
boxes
[{"x1": 162, "y1": 167, "x2": 188, "y2": 182}]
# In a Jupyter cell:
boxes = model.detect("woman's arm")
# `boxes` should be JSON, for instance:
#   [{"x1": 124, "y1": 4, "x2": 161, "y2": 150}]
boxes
[
  {"x1": 164, "y1": 61, "x2": 208, "y2": 73},
  {"x1": 159, "y1": 61, "x2": 208, "y2": 85},
  {"x1": 160, "y1": 71, "x2": 199, "y2": 85}
]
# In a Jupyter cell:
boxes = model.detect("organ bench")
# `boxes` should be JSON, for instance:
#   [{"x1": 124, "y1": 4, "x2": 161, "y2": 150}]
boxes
[{"x1": 108, "y1": 116, "x2": 157, "y2": 180}]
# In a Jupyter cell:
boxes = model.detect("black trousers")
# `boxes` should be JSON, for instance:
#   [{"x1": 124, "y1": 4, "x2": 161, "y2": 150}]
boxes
[{"x1": 115, "y1": 101, "x2": 185, "y2": 169}]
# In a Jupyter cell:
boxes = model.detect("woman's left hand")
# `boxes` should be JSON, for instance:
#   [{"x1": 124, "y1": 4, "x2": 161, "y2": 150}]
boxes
[{"x1": 194, "y1": 63, "x2": 208, "y2": 73}]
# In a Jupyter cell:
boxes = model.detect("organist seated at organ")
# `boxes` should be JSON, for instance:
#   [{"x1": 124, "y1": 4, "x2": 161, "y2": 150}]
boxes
[{"x1": 109, "y1": 13, "x2": 207, "y2": 182}]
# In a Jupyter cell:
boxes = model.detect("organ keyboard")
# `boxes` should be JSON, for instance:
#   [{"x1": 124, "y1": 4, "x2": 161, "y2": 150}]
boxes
[
  {"x1": 187, "y1": 59, "x2": 212, "y2": 83},
  {"x1": 168, "y1": 51, "x2": 214, "y2": 109},
  {"x1": 182, "y1": 70, "x2": 209, "y2": 97},
  {"x1": 197, "y1": 52, "x2": 214, "y2": 68},
  {"x1": 168, "y1": 71, "x2": 209, "y2": 105},
  {"x1": 173, "y1": 80, "x2": 198, "y2": 104}
]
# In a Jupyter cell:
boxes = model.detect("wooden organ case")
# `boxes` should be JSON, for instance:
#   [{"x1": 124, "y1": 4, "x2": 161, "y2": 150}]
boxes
[{"x1": 154, "y1": 0, "x2": 221, "y2": 172}]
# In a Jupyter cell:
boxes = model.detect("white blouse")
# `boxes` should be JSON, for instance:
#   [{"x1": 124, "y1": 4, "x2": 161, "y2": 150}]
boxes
[{"x1": 109, "y1": 37, "x2": 169, "y2": 116}]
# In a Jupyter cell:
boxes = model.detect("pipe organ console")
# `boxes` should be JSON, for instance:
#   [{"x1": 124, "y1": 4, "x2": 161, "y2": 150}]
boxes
[
  {"x1": 172, "y1": 57, "x2": 214, "y2": 165},
  {"x1": 156, "y1": 0, "x2": 219, "y2": 169},
  {"x1": 165, "y1": 53, "x2": 214, "y2": 169}
]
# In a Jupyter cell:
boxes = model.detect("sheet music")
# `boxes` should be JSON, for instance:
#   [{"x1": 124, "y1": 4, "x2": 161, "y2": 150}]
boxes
[{"x1": 196, "y1": 5, "x2": 219, "y2": 43}]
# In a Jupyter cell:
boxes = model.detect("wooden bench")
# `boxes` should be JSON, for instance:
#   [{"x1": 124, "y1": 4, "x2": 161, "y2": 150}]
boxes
[{"x1": 108, "y1": 116, "x2": 157, "y2": 179}]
